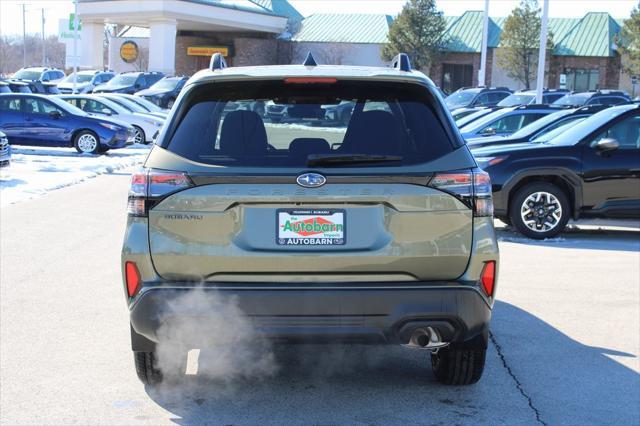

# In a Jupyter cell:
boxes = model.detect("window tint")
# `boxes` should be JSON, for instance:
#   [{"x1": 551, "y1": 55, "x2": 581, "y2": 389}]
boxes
[
  {"x1": 481, "y1": 113, "x2": 546, "y2": 134},
  {"x1": 24, "y1": 98, "x2": 64, "y2": 114},
  {"x1": 475, "y1": 93, "x2": 490, "y2": 106},
  {"x1": 75, "y1": 98, "x2": 114, "y2": 114},
  {"x1": 534, "y1": 116, "x2": 585, "y2": 139},
  {"x1": 489, "y1": 92, "x2": 509, "y2": 103},
  {"x1": 0, "y1": 98, "x2": 20, "y2": 111},
  {"x1": 167, "y1": 80, "x2": 456, "y2": 168},
  {"x1": 592, "y1": 114, "x2": 640, "y2": 149}
]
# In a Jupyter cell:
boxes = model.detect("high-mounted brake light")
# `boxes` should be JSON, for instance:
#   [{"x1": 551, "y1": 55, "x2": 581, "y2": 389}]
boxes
[
  {"x1": 284, "y1": 77, "x2": 337, "y2": 84},
  {"x1": 127, "y1": 168, "x2": 193, "y2": 216},
  {"x1": 125, "y1": 261, "x2": 141, "y2": 297},
  {"x1": 428, "y1": 170, "x2": 494, "y2": 217},
  {"x1": 480, "y1": 261, "x2": 496, "y2": 297}
]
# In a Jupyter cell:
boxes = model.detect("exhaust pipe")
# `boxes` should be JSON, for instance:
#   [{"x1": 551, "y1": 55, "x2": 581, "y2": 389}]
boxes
[{"x1": 403, "y1": 327, "x2": 449, "y2": 352}]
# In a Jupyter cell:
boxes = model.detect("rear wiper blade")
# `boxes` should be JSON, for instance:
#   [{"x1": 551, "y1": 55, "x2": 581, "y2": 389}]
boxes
[{"x1": 307, "y1": 153, "x2": 403, "y2": 167}]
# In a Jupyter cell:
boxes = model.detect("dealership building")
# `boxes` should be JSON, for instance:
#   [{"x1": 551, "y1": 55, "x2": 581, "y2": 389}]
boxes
[{"x1": 76, "y1": 0, "x2": 633, "y2": 93}]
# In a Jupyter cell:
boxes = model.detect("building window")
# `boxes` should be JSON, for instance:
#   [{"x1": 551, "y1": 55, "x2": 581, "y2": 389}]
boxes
[
  {"x1": 442, "y1": 64, "x2": 473, "y2": 93},
  {"x1": 564, "y1": 68, "x2": 599, "y2": 92}
]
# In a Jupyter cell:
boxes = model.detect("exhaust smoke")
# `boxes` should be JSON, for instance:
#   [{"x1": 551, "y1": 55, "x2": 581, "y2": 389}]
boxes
[{"x1": 154, "y1": 289, "x2": 278, "y2": 383}]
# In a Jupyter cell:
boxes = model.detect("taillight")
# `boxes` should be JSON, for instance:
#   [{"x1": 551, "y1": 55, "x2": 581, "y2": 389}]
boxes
[
  {"x1": 127, "y1": 168, "x2": 193, "y2": 216},
  {"x1": 480, "y1": 261, "x2": 496, "y2": 297},
  {"x1": 125, "y1": 261, "x2": 141, "y2": 297},
  {"x1": 428, "y1": 169, "x2": 494, "y2": 217}
]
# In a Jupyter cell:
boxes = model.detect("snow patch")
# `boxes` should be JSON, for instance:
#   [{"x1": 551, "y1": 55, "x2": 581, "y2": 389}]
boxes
[{"x1": 0, "y1": 144, "x2": 150, "y2": 206}]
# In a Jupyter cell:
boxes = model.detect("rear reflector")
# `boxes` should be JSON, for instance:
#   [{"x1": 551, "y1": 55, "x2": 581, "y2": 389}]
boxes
[
  {"x1": 284, "y1": 77, "x2": 337, "y2": 84},
  {"x1": 480, "y1": 261, "x2": 496, "y2": 297},
  {"x1": 125, "y1": 261, "x2": 141, "y2": 297}
]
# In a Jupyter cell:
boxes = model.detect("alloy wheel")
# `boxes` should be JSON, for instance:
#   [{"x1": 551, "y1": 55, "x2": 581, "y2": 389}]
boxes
[
  {"x1": 133, "y1": 128, "x2": 144, "y2": 144},
  {"x1": 77, "y1": 133, "x2": 98, "y2": 153},
  {"x1": 520, "y1": 191, "x2": 563, "y2": 233}
]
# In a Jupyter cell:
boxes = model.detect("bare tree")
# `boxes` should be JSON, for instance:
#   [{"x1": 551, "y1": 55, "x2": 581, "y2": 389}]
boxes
[
  {"x1": 0, "y1": 34, "x2": 65, "y2": 75},
  {"x1": 317, "y1": 44, "x2": 353, "y2": 65},
  {"x1": 134, "y1": 47, "x2": 149, "y2": 71}
]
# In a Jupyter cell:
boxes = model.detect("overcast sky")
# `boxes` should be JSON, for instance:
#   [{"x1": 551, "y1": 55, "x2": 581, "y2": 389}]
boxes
[{"x1": 0, "y1": 0, "x2": 637, "y2": 37}]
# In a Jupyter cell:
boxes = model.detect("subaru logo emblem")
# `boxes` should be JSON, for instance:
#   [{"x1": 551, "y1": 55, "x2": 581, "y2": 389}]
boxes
[{"x1": 296, "y1": 173, "x2": 326, "y2": 188}]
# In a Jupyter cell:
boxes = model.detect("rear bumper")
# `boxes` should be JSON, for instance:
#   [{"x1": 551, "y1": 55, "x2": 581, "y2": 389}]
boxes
[{"x1": 129, "y1": 283, "x2": 492, "y2": 351}]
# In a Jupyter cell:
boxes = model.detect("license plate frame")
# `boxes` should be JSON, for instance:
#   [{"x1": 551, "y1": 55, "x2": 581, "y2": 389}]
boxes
[{"x1": 276, "y1": 209, "x2": 346, "y2": 246}]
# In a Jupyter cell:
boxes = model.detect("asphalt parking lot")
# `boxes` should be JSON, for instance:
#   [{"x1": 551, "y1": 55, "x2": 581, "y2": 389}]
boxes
[{"x1": 1, "y1": 172, "x2": 639, "y2": 425}]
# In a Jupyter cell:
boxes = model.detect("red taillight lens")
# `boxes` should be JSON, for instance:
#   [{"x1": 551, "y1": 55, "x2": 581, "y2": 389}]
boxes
[
  {"x1": 125, "y1": 261, "x2": 141, "y2": 297},
  {"x1": 127, "y1": 168, "x2": 193, "y2": 216},
  {"x1": 480, "y1": 261, "x2": 496, "y2": 297},
  {"x1": 428, "y1": 170, "x2": 493, "y2": 217}
]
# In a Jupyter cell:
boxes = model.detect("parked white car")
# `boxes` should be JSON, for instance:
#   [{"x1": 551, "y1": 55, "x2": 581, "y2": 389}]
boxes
[
  {"x1": 57, "y1": 70, "x2": 115, "y2": 94},
  {"x1": 58, "y1": 95, "x2": 164, "y2": 144},
  {"x1": 114, "y1": 93, "x2": 169, "y2": 118},
  {"x1": 97, "y1": 93, "x2": 168, "y2": 119}
]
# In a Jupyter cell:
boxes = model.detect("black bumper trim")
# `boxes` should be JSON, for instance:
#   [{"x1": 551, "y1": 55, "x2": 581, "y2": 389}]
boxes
[{"x1": 129, "y1": 283, "x2": 492, "y2": 350}]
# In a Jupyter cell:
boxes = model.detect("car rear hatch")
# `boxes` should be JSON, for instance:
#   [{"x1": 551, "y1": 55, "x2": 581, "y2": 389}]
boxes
[{"x1": 136, "y1": 78, "x2": 483, "y2": 283}]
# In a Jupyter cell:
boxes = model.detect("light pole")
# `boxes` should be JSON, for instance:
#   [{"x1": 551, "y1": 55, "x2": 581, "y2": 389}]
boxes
[
  {"x1": 72, "y1": 0, "x2": 79, "y2": 94},
  {"x1": 22, "y1": 4, "x2": 26, "y2": 67},
  {"x1": 41, "y1": 8, "x2": 46, "y2": 65},
  {"x1": 535, "y1": 0, "x2": 550, "y2": 103},
  {"x1": 478, "y1": 0, "x2": 490, "y2": 87}
]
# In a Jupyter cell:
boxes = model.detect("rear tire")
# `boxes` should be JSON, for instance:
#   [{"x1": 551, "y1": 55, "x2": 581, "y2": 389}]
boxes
[
  {"x1": 134, "y1": 351, "x2": 163, "y2": 385},
  {"x1": 431, "y1": 346, "x2": 486, "y2": 385},
  {"x1": 509, "y1": 182, "x2": 570, "y2": 239},
  {"x1": 132, "y1": 126, "x2": 147, "y2": 145}
]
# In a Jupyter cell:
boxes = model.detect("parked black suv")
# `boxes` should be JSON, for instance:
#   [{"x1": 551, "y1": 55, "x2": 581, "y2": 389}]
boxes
[
  {"x1": 445, "y1": 87, "x2": 512, "y2": 110},
  {"x1": 553, "y1": 90, "x2": 631, "y2": 107},
  {"x1": 135, "y1": 76, "x2": 187, "y2": 108},
  {"x1": 473, "y1": 104, "x2": 640, "y2": 238},
  {"x1": 94, "y1": 71, "x2": 165, "y2": 94}
]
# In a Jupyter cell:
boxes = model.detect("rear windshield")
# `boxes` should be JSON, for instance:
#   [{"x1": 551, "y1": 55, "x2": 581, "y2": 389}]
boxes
[{"x1": 165, "y1": 80, "x2": 456, "y2": 167}]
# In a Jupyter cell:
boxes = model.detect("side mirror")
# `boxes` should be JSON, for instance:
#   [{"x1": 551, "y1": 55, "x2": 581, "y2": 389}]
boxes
[
  {"x1": 102, "y1": 109, "x2": 112, "y2": 115},
  {"x1": 481, "y1": 127, "x2": 497, "y2": 136},
  {"x1": 594, "y1": 138, "x2": 619, "y2": 152},
  {"x1": 49, "y1": 110, "x2": 62, "y2": 119}
]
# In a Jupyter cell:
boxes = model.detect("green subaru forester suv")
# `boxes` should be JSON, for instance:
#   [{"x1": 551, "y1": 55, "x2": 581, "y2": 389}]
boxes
[{"x1": 122, "y1": 53, "x2": 499, "y2": 385}]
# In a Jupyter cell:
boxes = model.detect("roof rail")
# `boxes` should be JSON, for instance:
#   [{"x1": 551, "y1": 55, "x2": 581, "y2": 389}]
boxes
[
  {"x1": 391, "y1": 53, "x2": 411, "y2": 72},
  {"x1": 303, "y1": 52, "x2": 317, "y2": 66},
  {"x1": 210, "y1": 53, "x2": 227, "y2": 71}
]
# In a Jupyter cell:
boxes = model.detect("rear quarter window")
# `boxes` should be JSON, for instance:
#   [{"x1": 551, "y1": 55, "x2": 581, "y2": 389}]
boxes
[{"x1": 165, "y1": 80, "x2": 457, "y2": 168}]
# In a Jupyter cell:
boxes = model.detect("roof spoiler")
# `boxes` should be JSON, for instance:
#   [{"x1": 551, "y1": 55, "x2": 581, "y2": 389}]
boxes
[
  {"x1": 391, "y1": 53, "x2": 411, "y2": 72},
  {"x1": 210, "y1": 53, "x2": 227, "y2": 71}
]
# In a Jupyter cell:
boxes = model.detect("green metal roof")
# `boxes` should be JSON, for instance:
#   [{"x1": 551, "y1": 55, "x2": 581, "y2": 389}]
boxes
[
  {"x1": 553, "y1": 13, "x2": 620, "y2": 56},
  {"x1": 443, "y1": 11, "x2": 502, "y2": 52},
  {"x1": 291, "y1": 14, "x2": 393, "y2": 44},
  {"x1": 188, "y1": 0, "x2": 301, "y2": 20},
  {"x1": 440, "y1": 11, "x2": 621, "y2": 57}
]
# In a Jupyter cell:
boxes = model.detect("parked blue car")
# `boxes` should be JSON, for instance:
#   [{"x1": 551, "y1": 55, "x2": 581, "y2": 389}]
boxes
[{"x1": 0, "y1": 94, "x2": 134, "y2": 154}]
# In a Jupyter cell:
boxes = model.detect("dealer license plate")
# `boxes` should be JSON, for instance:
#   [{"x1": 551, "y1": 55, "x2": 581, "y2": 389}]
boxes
[{"x1": 277, "y1": 209, "x2": 345, "y2": 246}]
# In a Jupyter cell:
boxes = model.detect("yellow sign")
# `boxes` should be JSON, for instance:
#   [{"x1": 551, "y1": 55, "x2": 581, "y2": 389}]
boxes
[
  {"x1": 120, "y1": 41, "x2": 139, "y2": 63},
  {"x1": 187, "y1": 46, "x2": 229, "y2": 57}
]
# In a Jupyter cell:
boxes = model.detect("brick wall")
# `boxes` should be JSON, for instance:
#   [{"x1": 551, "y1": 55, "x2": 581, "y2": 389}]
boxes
[
  {"x1": 174, "y1": 31, "x2": 285, "y2": 75},
  {"x1": 429, "y1": 50, "x2": 494, "y2": 89},
  {"x1": 548, "y1": 55, "x2": 621, "y2": 90}
]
